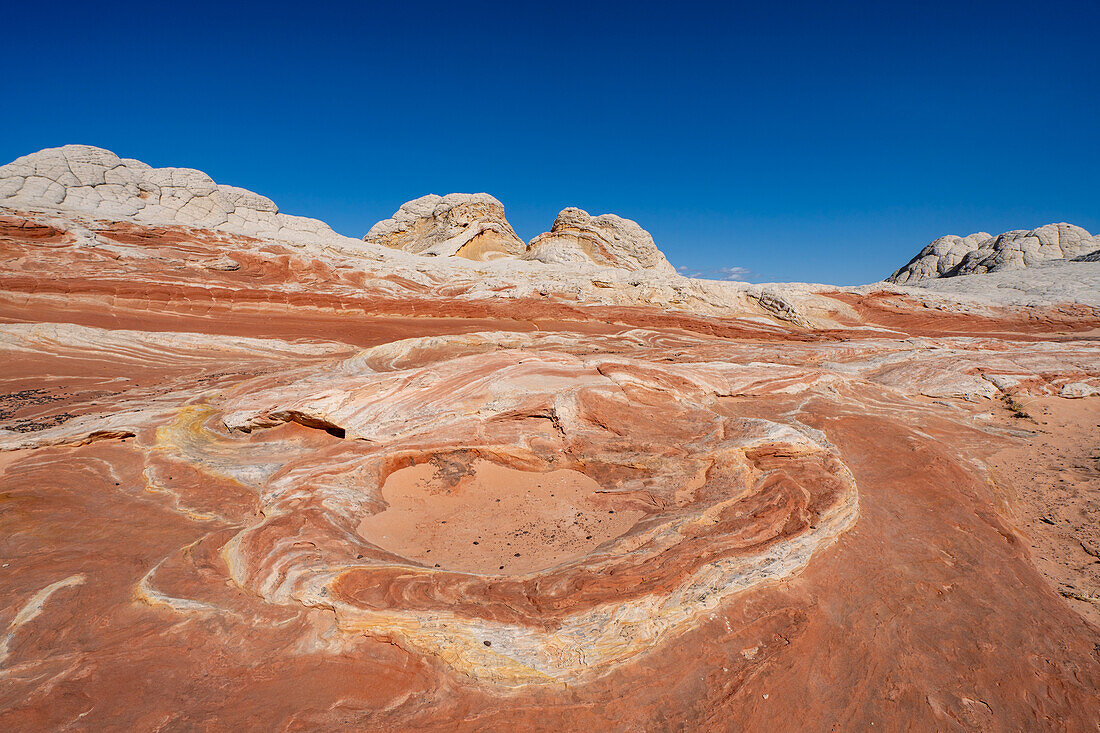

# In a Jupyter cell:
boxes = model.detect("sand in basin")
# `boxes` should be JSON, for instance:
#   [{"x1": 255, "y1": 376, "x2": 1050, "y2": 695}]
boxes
[
  {"x1": 986, "y1": 395, "x2": 1100, "y2": 628},
  {"x1": 357, "y1": 457, "x2": 645, "y2": 575}
]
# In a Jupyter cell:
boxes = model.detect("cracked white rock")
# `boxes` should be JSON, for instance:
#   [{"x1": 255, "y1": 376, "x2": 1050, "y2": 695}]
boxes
[
  {"x1": 0, "y1": 144, "x2": 354, "y2": 250},
  {"x1": 890, "y1": 223, "x2": 1100, "y2": 283},
  {"x1": 364, "y1": 193, "x2": 526, "y2": 261},
  {"x1": 888, "y1": 232, "x2": 992, "y2": 284},
  {"x1": 524, "y1": 207, "x2": 677, "y2": 275}
]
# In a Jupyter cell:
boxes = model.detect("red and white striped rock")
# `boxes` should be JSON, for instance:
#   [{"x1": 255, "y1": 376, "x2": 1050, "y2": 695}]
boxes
[{"x1": 0, "y1": 145, "x2": 1098, "y2": 730}]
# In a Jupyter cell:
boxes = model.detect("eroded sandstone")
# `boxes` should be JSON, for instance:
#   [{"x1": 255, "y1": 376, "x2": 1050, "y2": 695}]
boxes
[
  {"x1": 524, "y1": 207, "x2": 678, "y2": 275},
  {"x1": 890, "y1": 222, "x2": 1100, "y2": 283},
  {"x1": 0, "y1": 145, "x2": 1098, "y2": 730},
  {"x1": 364, "y1": 193, "x2": 527, "y2": 261}
]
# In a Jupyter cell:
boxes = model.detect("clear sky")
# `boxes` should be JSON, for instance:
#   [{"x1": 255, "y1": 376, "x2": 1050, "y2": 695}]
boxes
[{"x1": 2, "y1": 1, "x2": 1097, "y2": 284}]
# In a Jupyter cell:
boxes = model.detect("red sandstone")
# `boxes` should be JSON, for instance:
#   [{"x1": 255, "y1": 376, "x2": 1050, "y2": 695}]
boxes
[{"x1": 0, "y1": 210, "x2": 1097, "y2": 731}]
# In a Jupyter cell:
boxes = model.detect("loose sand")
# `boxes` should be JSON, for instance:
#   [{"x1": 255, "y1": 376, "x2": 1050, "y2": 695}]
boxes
[
  {"x1": 357, "y1": 457, "x2": 645, "y2": 575},
  {"x1": 987, "y1": 395, "x2": 1100, "y2": 628}
]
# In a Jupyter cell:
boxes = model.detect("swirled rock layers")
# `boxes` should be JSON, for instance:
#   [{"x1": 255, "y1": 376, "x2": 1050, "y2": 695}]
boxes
[
  {"x1": 524, "y1": 207, "x2": 678, "y2": 275},
  {"x1": 204, "y1": 346, "x2": 858, "y2": 684},
  {"x1": 1, "y1": 146, "x2": 1100, "y2": 729},
  {"x1": 3, "y1": 315, "x2": 1098, "y2": 728},
  {"x1": 364, "y1": 193, "x2": 527, "y2": 260}
]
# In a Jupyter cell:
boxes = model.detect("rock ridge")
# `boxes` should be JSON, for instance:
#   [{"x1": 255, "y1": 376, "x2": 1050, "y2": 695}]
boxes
[
  {"x1": 0, "y1": 144, "x2": 351, "y2": 248},
  {"x1": 366, "y1": 194, "x2": 678, "y2": 275}
]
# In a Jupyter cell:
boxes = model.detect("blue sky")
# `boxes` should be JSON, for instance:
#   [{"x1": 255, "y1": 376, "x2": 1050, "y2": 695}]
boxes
[{"x1": 2, "y1": 1, "x2": 1097, "y2": 284}]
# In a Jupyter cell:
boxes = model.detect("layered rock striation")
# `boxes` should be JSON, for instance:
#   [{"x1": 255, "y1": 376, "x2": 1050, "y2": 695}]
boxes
[
  {"x1": 523, "y1": 207, "x2": 678, "y2": 275},
  {"x1": 1, "y1": 144, "x2": 1099, "y2": 730},
  {"x1": 364, "y1": 193, "x2": 526, "y2": 261}
]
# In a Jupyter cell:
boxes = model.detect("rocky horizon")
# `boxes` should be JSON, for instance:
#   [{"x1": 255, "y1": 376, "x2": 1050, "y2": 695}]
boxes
[{"x1": 6, "y1": 144, "x2": 1098, "y2": 290}]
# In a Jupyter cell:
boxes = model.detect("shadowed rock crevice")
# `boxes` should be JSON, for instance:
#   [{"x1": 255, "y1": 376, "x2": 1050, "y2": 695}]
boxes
[{"x1": 228, "y1": 409, "x2": 347, "y2": 439}]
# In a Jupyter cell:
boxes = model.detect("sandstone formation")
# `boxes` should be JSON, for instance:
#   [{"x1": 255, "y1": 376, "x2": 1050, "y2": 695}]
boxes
[
  {"x1": 364, "y1": 193, "x2": 526, "y2": 260},
  {"x1": 886, "y1": 231, "x2": 992, "y2": 283},
  {"x1": 0, "y1": 145, "x2": 350, "y2": 248},
  {"x1": 1, "y1": 145, "x2": 1099, "y2": 730},
  {"x1": 524, "y1": 207, "x2": 678, "y2": 275},
  {"x1": 890, "y1": 222, "x2": 1100, "y2": 283},
  {"x1": 363, "y1": 195, "x2": 677, "y2": 276}
]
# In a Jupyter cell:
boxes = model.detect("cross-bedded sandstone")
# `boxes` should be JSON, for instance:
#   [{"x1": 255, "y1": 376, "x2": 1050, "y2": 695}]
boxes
[{"x1": 1, "y1": 146, "x2": 1098, "y2": 730}]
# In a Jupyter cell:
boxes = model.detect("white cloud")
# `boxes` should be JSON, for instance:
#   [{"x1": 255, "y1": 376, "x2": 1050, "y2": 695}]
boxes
[{"x1": 675, "y1": 265, "x2": 752, "y2": 281}]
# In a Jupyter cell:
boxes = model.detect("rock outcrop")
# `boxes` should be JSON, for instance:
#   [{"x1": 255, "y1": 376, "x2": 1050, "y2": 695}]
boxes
[
  {"x1": 886, "y1": 232, "x2": 992, "y2": 283},
  {"x1": 364, "y1": 193, "x2": 526, "y2": 261},
  {"x1": 524, "y1": 207, "x2": 677, "y2": 275},
  {"x1": 2, "y1": 144, "x2": 1100, "y2": 730},
  {"x1": 0, "y1": 145, "x2": 350, "y2": 248},
  {"x1": 954, "y1": 223, "x2": 1098, "y2": 275},
  {"x1": 364, "y1": 196, "x2": 677, "y2": 275},
  {"x1": 890, "y1": 223, "x2": 1100, "y2": 283}
]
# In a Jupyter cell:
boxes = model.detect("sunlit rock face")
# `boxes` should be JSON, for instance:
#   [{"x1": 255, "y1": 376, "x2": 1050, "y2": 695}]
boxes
[
  {"x1": 1, "y1": 146, "x2": 1100, "y2": 729},
  {"x1": 887, "y1": 232, "x2": 993, "y2": 283},
  {"x1": 890, "y1": 223, "x2": 1100, "y2": 283},
  {"x1": 364, "y1": 193, "x2": 527, "y2": 261},
  {"x1": 524, "y1": 207, "x2": 678, "y2": 275},
  {"x1": 0, "y1": 145, "x2": 351, "y2": 248}
]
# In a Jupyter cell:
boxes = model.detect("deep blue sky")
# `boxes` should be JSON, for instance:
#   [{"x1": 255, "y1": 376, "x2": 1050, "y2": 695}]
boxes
[{"x1": 2, "y1": 1, "x2": 1097, "y2": 284}]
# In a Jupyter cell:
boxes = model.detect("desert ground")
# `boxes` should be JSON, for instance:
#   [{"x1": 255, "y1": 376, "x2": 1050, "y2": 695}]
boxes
[{"x1": 1, "y1": 146, "x2": 1097, "y2": 730}]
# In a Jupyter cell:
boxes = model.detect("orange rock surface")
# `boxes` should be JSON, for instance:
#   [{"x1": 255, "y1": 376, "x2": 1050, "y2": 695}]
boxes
[{"x1": 0, "y1": 207, "x2": 1098, "y2": 730}]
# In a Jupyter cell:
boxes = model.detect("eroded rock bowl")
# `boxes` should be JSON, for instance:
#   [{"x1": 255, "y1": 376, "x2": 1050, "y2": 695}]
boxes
[{"x1": 150, "y1": 341, "x2": 858, "y2": 685}]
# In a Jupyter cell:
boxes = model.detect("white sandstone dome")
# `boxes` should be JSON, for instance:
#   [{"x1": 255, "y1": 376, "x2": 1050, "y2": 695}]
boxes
[
  {"x1": 888, "y1": 232, "x2": 992, "y2": 284},
  {"x1": 364, "y1": 193, "x2": 526, "y2": 261},
  {"x1": 889, "y1": 223, "x2": 1100, "y2": 283},
  {"x1": 0, "y1": 144, "x2": 347, "y2": 248},
  {"x1": 523, "y1": 207, "x2": 676, "y2": 276},
  {"x1": 954, "y1": 223, "x2": 1097, "y2": 276}
]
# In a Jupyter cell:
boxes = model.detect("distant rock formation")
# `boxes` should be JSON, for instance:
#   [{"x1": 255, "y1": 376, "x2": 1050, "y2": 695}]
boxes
[
  {"x1": 364, "y1": 193, "x2": 526, "y2": 261},
  {"x1": 890, "y1": 223, "x2": 1099, "y2": 283},
  {"x1": 524, "y1": 207, "x2": 677, "y2": 276},
  {"x1": 364, "y1": 195, "x2": 677, "y2": 275},
  {"x1": 954, "y1": 224, "x2": 1098, "y2": 276},
  {"x1": 886, "y1": 232, "x2": 992, "y2": 283},
  {"x1": 0, "y1": 145, "x2": 348, "y2": 247}
]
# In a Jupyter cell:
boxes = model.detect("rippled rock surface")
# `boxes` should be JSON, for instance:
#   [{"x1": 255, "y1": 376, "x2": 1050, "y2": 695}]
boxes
[{"x1": 1, "y1": 148, "x2": 1099, "y2": 730}]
